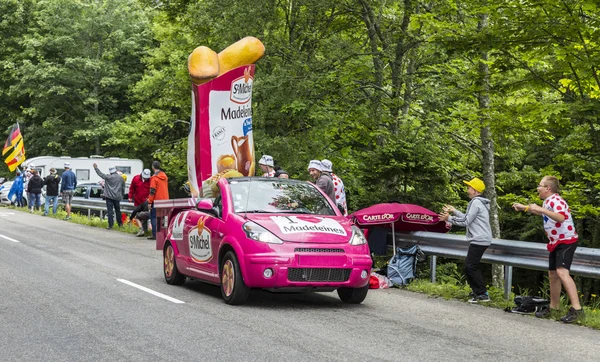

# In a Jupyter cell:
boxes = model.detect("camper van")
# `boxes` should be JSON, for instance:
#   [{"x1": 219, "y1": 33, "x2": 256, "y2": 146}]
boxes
[
  {"x1": 0, "y1": 156, "x2": 143, "y2": 206},
  {"x1": 21, "y1": 155, "x2": 144, "y2": 183}
]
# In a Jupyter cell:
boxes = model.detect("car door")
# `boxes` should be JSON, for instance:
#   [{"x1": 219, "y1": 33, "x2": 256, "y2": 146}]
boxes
[{"x1": 183, "y1": 194, "x2": 225, "y2": 283}]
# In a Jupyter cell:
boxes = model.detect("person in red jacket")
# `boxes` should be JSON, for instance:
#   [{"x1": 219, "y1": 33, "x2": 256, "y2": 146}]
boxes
[
  {"x1": 128, "y1": 169, "x2": 151, "y2": 206},
  {"x1": 147, "y1": 161, "x2": 169, "y2": 240}
]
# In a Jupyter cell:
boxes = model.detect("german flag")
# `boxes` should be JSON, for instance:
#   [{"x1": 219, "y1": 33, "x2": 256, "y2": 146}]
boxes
[
  {"x1": 2, "y1": 123, "x2": 23, "y2": 156},
  {"x1": 3, "y1": 123, "x2": 26, "y2": 172}
]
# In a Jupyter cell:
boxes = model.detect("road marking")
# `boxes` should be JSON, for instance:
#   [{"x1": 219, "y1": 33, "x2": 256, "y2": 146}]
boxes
[
  {"x1": 117, "y1": 279, "x2": 185, "y2": 304},
  {"x1": 0, "y1": 212, "x2": 16, "y2": 217},
  {"x1": 0, "y1": 234, "x2": 20, "y2": 243}
]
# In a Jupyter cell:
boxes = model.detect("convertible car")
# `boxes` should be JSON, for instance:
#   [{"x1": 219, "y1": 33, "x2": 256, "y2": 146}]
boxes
[{"x1": 154, "y1": 177, "x2": 372, "y2": 305}]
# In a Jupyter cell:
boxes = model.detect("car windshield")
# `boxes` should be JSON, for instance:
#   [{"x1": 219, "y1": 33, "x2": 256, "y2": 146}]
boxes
[{"x1": 229, "y1": 179, "x2": 336, "y2": 215}]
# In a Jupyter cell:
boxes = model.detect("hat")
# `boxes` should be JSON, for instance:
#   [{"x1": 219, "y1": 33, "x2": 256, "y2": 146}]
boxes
[
  {"x1": 463, "y1": 177, "x2": 485, "y2": 193},
  {"x1": 142, "y1": 169, "x2": 151, "y2": 179},
  {"x1": 307, "y1": 160, "x2": 323, "y2": 171},
  {"x1": 258, "y1": 155, "x2": 274, "y2": 167},
  {"x1": 50, "y1": 168, "x2": 56, "y2": 174},
  {"x1": 64, "y1": 162, "x2": 71, "y2": 168},
  {"x1": 321, "y1": 159, "x2": 333, "y2": 172},
  {"x1": 109, "y1": 166, "x2": 117, "y2": 174}
]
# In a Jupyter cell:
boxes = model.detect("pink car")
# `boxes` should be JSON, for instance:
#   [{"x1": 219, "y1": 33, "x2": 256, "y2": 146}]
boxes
[{"x1": 155, "y1": 177, "x2": 372, "y2": 305}]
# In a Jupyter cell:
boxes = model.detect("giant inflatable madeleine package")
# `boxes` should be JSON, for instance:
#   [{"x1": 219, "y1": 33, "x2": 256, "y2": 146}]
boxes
[{"x1": 186, "y1": 37, "x2": 265, "y2": 198}]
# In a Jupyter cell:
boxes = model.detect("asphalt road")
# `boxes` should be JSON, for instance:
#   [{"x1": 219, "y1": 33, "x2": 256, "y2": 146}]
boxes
[{"x1": 1, "y1": 209, "x2": 598, "y2": 362}]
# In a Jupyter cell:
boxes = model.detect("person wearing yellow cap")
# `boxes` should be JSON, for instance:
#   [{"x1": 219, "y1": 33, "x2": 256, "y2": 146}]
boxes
[{"x1": 439, "y1": 177, "x2": 492, "y2": 303}]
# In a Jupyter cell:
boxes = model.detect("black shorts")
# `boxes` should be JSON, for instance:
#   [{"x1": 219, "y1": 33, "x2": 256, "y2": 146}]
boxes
[{"x1": 548, "y1": 242, "x2": 578, "y2": 271}]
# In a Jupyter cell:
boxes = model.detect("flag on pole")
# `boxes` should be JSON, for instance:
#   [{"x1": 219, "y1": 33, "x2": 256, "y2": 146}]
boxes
[
  {"x1": 3, "y1": 123, "x2": 26, "y2": 172},
  {"x1": 3, "y1": 123, "x2": 23, "y2": 156}
]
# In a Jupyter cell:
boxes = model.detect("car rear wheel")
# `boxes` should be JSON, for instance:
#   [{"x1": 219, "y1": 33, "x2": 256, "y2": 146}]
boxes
[
  {"x1": 220, "y1": 251, "x2": 250, "y2": 305},
  {"x1": 337, "y1": 284, "x2": 369, "y2": 304},
  {"x1": 163, "y1": 242, "x2": 185, "y2": 285}
]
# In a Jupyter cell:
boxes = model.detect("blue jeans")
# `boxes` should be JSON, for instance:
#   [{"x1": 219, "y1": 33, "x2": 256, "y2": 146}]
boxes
[
  {"x1": 150, "y1": 205, "x2": 156, "y2": 237},
  {"x1": 45, "y1": 195, "x2": 59, "y2": 215},
  {"x1": 106, "y1": 198, "x2": 122, "y2": 228},
  {"x1": 29, "y1": 192, "x2": 41, "y2": 210}
]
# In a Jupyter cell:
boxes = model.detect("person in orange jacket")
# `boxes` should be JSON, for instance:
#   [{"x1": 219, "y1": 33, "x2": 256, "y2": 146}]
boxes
[{"x1": 147, "y1": 161, "x2": 169, "y2": 240}]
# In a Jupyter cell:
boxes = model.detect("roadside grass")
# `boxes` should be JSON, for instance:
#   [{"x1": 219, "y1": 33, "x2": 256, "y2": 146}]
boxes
[
  {"x1": 7, "y1": 204, "x2": 143, "y2": 236},
  {"x1": 404, "y1": 274, "x2": 600, "y2": 330}
]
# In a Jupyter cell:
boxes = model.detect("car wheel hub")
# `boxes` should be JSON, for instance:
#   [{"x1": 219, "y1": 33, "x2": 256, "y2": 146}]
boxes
[
  {"x1": 222, "y1": 260, "x2": 234, "y2": 297},
  {"x1": 164, "y1": 246, "x2": 174, "y2": 278}
]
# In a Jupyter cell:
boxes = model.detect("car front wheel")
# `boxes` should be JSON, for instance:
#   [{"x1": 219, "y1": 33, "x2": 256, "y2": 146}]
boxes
[
  {"x1": 163, "y1": 242, "x2": 185, "y2": 285},
  {"x1": 337, "y1": 284, "x2": 369, "y2": 304},
  {"x1": 220, "y1": 251, "x2": 250, "y2": 305}
]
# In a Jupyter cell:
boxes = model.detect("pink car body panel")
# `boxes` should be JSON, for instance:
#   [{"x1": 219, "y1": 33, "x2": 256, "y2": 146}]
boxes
[{"x1": 155, "y1": 178, "x2": 372, "y2": 291}]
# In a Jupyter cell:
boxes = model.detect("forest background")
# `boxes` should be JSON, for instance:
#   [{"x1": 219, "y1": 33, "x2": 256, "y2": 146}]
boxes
[{"x1": 1, "y1": 0, "x2": 599, "y2": 298}]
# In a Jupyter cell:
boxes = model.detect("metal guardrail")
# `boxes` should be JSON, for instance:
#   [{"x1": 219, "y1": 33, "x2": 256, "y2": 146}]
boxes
[
  {"x1": 393, "y1": 231, "x2": 600, "y2": 299},
  {"x1": 70, "y1": 198, "x2": 135, "y2": 219}
]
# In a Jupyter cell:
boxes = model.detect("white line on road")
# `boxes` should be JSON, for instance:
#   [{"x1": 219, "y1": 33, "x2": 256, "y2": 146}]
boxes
[
  {"x1": 0, "y1": 234, "x2": 20, "y2": 243},
  {"x1": 117, "y1": 279, "x2": 185, "y2": 304}
]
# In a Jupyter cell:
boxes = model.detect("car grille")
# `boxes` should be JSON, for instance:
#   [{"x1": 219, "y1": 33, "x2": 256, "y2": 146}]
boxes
[
  {"x1": 294, "y1": 248, "x2": 344, "y2": 253},
  {"x1": 287, "y1": 268, "x2": 351, "y2": 282}
]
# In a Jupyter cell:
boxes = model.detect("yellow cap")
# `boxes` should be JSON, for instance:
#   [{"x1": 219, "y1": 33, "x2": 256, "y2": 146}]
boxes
[{"x1": 463, "y1": 177, "x2": 485, "y2": 193}]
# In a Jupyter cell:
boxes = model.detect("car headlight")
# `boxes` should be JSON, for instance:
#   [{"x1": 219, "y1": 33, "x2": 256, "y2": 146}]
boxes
[
  {"x1": 350, "y1": 225, "x2": 368, "y2": 245},
  {"x1": 243, "y1": 221, "x2": 283, "y2": 244}
]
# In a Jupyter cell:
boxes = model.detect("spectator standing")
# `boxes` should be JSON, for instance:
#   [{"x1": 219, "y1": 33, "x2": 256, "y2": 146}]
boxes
[
  {"x1": 7, "y1": 169, "x2": 24, "y2": 207},
  {"x1": 130, "y1": 200, "x2": 150, "y2": 237},
  {"x1": 94, "y1": 163, "x2": 125, "y2": 229},
  {"x1": 439, "y1": 177, "x2": 492, "y2": 303},
  {"x1": 273, "y1": 160, "x2": 289, "y2": 179},
  {"x1": 258, "y1": 155, "x2": 275, "y2": 177},
  {"x1": 512, "y1": 176, "x2": 583, "y2": 323},
  {"x1": 43, "y1": 168, "x2": 61, "y2": 216},
  {"x1": 27, "y1": 169, "x2": 43, "y2": 212},
  {"x1": 128, "y1": 168, "x2": 151, "y2": 206},
  {"x1": 321, "y1": 159, "x2": 347, "y2": 216},
  {"x1": 61, "y1": 162, "x2": 77, "y2": 220},
  {"x1": 147, "y1": 161, "x2": 169, "y2": 240},
  {"x1": 307, "y1": 160, "x2": 335, "y2": 201}
]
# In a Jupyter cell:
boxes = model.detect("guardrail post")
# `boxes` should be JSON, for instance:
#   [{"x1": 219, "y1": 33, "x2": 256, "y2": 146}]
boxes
[
  {"x1": 504, "y1": 265, "x2": 513, "y2": 300},
  {"x1": 100, "y1": 210, "x2": 103, "y2": 219},
  {"x1": 88, "y1": 209, "x2": 91, "y2": 220},
  {"x1": 430, "y1": 255, "x2": 437, "y2": 283}
]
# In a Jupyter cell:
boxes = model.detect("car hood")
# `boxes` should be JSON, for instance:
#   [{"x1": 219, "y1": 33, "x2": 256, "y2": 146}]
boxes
[{"x1": 244, "y1": 214, "x2": 354, "y2": 244}]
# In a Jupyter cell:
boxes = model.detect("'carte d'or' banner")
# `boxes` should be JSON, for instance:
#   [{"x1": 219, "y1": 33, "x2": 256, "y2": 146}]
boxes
[{"x1": 185, "y1": 37, "x2": 264, "y2": 197}]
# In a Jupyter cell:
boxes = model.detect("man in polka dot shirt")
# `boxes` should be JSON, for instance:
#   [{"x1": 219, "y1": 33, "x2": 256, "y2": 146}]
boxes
[{"x1": 512, "y1": 176, "x2": 583, "y2": 323}]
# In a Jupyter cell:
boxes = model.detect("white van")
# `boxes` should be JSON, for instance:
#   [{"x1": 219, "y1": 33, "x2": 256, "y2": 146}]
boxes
[
  {"x1": 0, "y1": 155, "x2": 144, "y2": 206},
  {"x1": 21, "y1": 155, "x2": 144, "y2": 183}
]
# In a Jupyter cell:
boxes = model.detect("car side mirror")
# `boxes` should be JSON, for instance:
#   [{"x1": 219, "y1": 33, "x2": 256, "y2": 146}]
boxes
[{"x1": 197, "y1": 199, "x2": 219, "y2": 218}]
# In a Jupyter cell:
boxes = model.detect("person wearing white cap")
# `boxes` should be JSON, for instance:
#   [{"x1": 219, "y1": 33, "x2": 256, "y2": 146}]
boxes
[
  {"x1": 60, "y1": 162, "x2": 77, "y2": 220},
  {"x1": 94, "y1": 163, "x2": 126, "y2": 229},
  {"x1": 128, "y1": 168, "x2": 152, "y2": 236},
  {"x1": 258, "y1": 155, "x2": 275, "y2": 177},
  {"x1": 307, "y1": 160, "x2": 335, "y2": 202},
  {"x1": 321, "y1": 159, "x2": 348, "y2": 216}
]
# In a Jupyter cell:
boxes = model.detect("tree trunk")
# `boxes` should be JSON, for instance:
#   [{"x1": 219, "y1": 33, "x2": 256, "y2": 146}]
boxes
[{"x1": 476, "y1": 11, "x2": 503, "y2": 288}]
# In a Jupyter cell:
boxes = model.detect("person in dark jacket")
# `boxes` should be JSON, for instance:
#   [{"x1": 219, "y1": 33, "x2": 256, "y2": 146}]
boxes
[
  {"x1": 27, "y1": 169, "x2": 43, "y2": 212},
  {"x1": 43, "y1": 168, "x2": 61, "y2": 215},
  {"x1": 94, "y1": 163, "x2": 126, "y2": 229},
  {"x1": 130, "y1": 200, "x2": 150, "y2": 237},
  {"x1": 307, "y1": 160, "x2": 335, "y2": 201}
]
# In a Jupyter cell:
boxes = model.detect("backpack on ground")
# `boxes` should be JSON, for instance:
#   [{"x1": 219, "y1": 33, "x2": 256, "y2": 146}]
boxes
[
  {"x1": 386, "y1": 245, "x2": 425, "y2": 287},
  {"x1": 505, "y1": 295, "x2": 549, "y2": 314}
]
